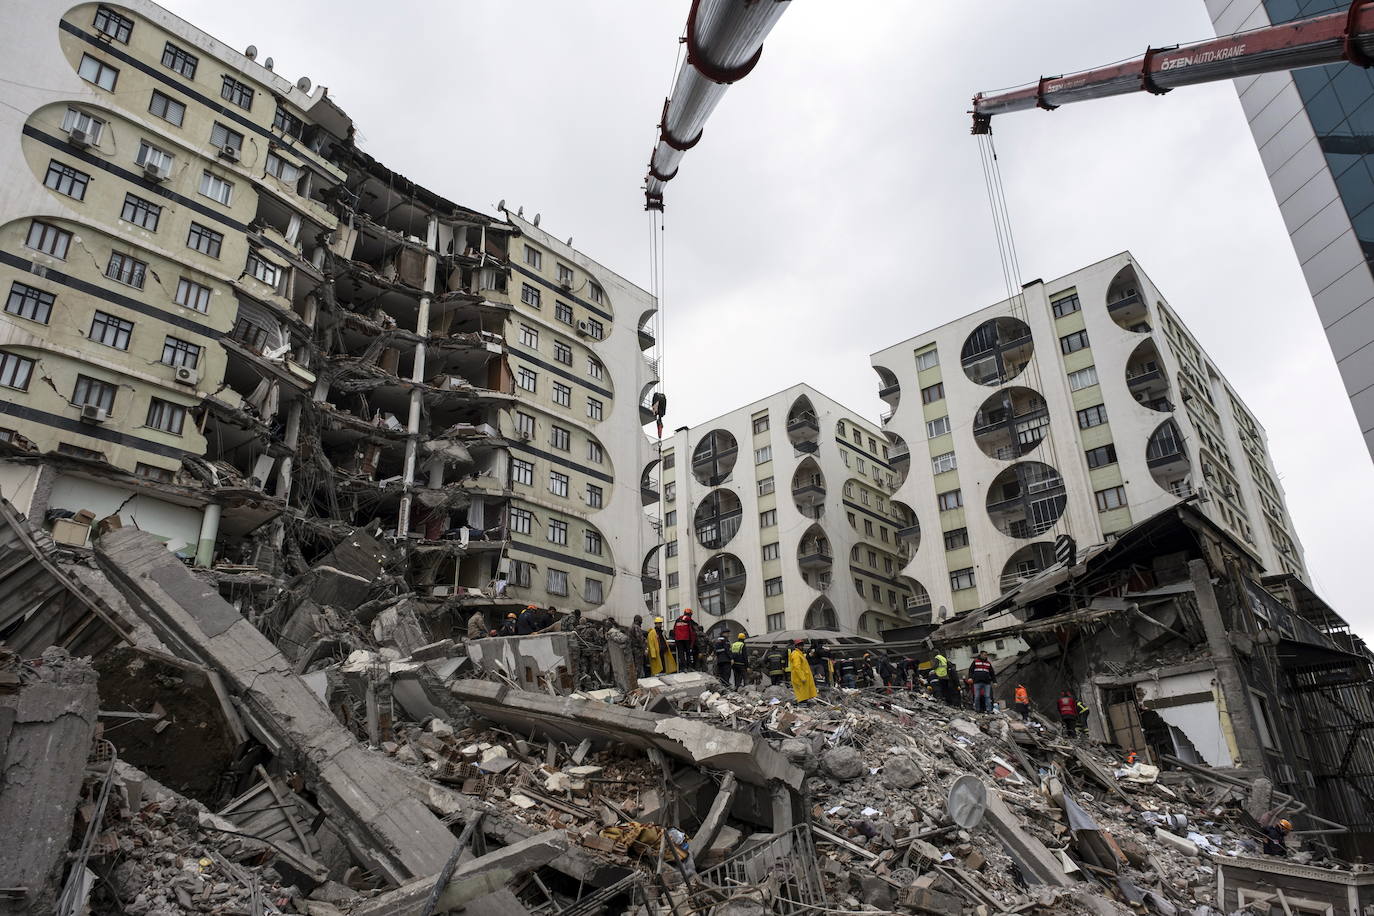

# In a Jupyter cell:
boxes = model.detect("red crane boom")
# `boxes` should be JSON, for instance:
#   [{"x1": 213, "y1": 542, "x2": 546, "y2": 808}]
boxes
[{"x1": 971, "y1": 0, "x2": 1374, "y2": 133}]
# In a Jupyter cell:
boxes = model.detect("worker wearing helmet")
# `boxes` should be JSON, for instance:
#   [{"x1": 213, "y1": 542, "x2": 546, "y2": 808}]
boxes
[
  {"x1": 1262, "y1": 817, "x2": 1293, "y2": 856},
  {"x1": 515, "y1": 604, "x2": 538, "y2": 635},
  {"x1": 788, "y1": 638, "x2": 818, "y2": 703},
  {"x1": 648, "y1": 616, "x2": 677, "y2": 676},
  {"x1": 672, "y1": 609, "x2": 698, "y2": 669},
  {"x1": 712, "y1": 634, "x2": 732, "y2": 682},
  {"x1": 1013, "y1": 684, "x2": 1032, "y2": 723},
  {"x1": 499, "y1": 612, "x2": 518, "y2": 637},
  {"x1": 729, "y1": 633, "x2": 749, "y2": 688}
]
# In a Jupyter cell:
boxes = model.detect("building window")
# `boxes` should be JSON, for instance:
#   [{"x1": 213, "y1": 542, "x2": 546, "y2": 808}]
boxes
[
  {"x1": 587, "y1": 397, "x2": 603, "y2": 421},
  {"x1": 161, "y1": 336, "x2": 201, "y2": 369},
  {"x1": 1077, "y1": 404, "x2": 1108, "y2": 429},
  {"x1": 553, "y1": 382, "x2": 572, "y2": 407},
  {"x1": 550, "y1": 426, "x2": 570, "y2": 451},
  {"x1": 765, "y1": 577, "x2": 783, "y2": 597},
  {"x1": 6, "y1": 283, "x2": 54, "y2": 324},
  {"x1": 145, "y1": 398, "x2": 186, "y2": 435},
  {"x1": 589, "y1": 282, "x2": 605, "y2": 304},
  {"x1": 73, "y1": 375, "x2": 116, "y2": 411},
  {"x1": 587, "y1": 357, "x2": 604, "y2": 381},
  {"x1": 510, "y1": 507, "x2": 532, "y2": 535},
  {"x1": 525, "y1": 246, "x2": 542, "y2": 269},
  {"x1": 229, "y1": 316, "x2": 267, "y2": 352},
  {"x1": 521, "y1": 284, "x2": 541, "y2": 308},
  {"x1": 585, "y1": 578, "x2": 604, "y2": 604},
  {"x1": 78, "y1": 54, "x2": 119, "y2": 91},
  {"x1": 931, "y1": 451, "x2": 957, "y2": 474},
  {"x1": 766, "y1": 612, "x2": 785, "y2": 632},
  {"x1": 511, "y1": 458, "x2": 533, "y2": 486},
  {"x1": 246, "y1": 253, "x2": 278, "y2": 288},
  {"x1": 921, "y1": 382, "x2": 945, "y2": 404},
  {"x1": 220, "y1": 75, "x2": 254, "y2": 110},
  {"x1": 916, "y1": 348, "x2": 939, "y2": 370},
  {"x1": 937, "y1": 489, "x2": 963, "y2": 511},
  {"x1": 665, "y1": 540, "x2": 678, "y2": 558},
  {"x1": 943, "y1": 528, "x2": 969, "y2": 551},
  {"x1": 105, "y1": 252, "x2": 148, "y2": 289},
  {"x1": 175, "y1": 278, "x2": 211, "y2": 312},
  {"x1": 63, "y1": 110, "x2": 106, "y2": 150},
  {"x1": 1050, "y1": 292, "x2": 1081, "y2": 318},
  {"x1": 556, "y1": 263, "x2": 574, "y2": 285},
  {"x1": 148, "y1": 90, "x2": 186, "y2": 126},
  {"x1": 587, "y1": 319, "x2": 604, "y2": 340},
  {"x1": 515, "y1": 411, "x2": 535, "y2": 439},
  {"x1": 161, "y1": 42, "x2": 198, "y2": 78},
  {"x1": 587, "y1": 441, "x2": 603, "y2": 464},
  {"x1": 856, "y1": 457, "x2": 866, "y2": 473},
  {"x1": 187, "y1": 223, "x2": 223, "y2": 258},
  {"x1": 762, "y1": 542, "x2": 780, "y2": 561},
  {"x1": 517, "y1": 367, "x2": 537, "y2": 392},
  {"x1": 662, "y1": 452, "x2": 675, "y2": 470},
  {"x1": 547, "y1": 568, "x2": 569, "y2": 596},
  {"x1": 210, "y1": 122, "x2": 244, "y2": 154},
  {"x1": 950, "y1": 567, "x2": 976, "y2": 591},
  {"x1": 89, "y1": 311, "x2": 133, "y2": 349},
  {"x1": 1060, "y1": 329, "x2": 1090, "y2": 354},
  {"x1": 555, "y1": 301, "x2": 574, "y2": 324},
  {"x1": 665, "y1": 510, "x2": 677, "y2": 527},
  {"x1": 584, "y1": 529, "x2": 603, "y2": 555},
  {"x1": 664, "y1": 482, "x2": 675, "y2": 502},
  {"x1": 120, "y1": 194, "x2": 161, "y2": 231},
  {"x1": 510, "y1": 560, "x2": 532, "y2": 588},
  {"x1": 760, "y1": 509, "x2": 777, "y2": 528},
  {"x1": 0, "y1": 351, "x2": 34, "y2": 391},
  {"x1": 755, "y1": 445, "x2": 772, "y2": 464},
  {"x1": 518, "y1": 324, "x2": 539, "y2": 349},
  {"x1": 667, "y1": 571, "x2": 680, "y2": 589},
  {"x1": 926, "y1": 416, "x2": 951, "y2": 438},
  {"x1": 1068, "y1": 366, "x2": 1098, "y2": 391},
  {"x1": 863, "y1": 519, "x2": 874, "y2": 536},
  {"x1": 548, "y1": 519, "x2": 568, "y2": 545},
  {"x1": 587, "y1": 483, "x2": 603, "y2": 508},
  {"x1": 265, "y1": 152, "x2": 300, "y2": 183},
  {"x1": 44, "y1": 161, "x2": 90, "y2": 200},
  {"x1": 1095, "y1": 486, "x2": 1127, "y2": 512},
  {"x1": 549, "y1": 471, "x2": 569, "y2": 497},
  {"x1": 757, "y1": 476, "x2": 774, "y2": 496},
  {"x1": 553, "y1": 340, "x2": 572, "y2": 364},
  {"x1": 1085, "y1": 443, "x2": 1117, "y2": 469},
  {"x1": 136, "y1": 140, "x2": 173, "y2": 173},
  {"x1": 752, "y1": 415, "x2": 770, "y2": 434},
  {"x1": 93, "y1": 6, "x2": 134, "y2": 42},
  {"x1": 199, "y1": 171, "x2": 233, "y2": 206},
  {"x1": 26, "y1": 221, "x2": 71, "y2": 259},
  {"x1": 272, "y1": 106, "x2": 304, "y2": 138},
  {"x1": 135, "y1": 463, "x2": 174, "y2": 483}
]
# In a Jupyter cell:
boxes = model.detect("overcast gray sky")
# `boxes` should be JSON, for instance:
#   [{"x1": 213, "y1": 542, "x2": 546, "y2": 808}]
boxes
[{"x1": 169, "y1": 0, "x2": 1374, "y2": 639}]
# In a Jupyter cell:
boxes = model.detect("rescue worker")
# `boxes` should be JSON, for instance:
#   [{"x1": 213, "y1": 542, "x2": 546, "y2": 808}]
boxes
[
  {"x1": 730, "y1": 633, "x2": 749, "y2": 688},
  {"x1": 932, "y1": 652, "x2": 954, "y2": 706},
  {"x1": 764, "y1": 643, "x2": 788, "y2": 685},
  {"x1": 712, "y1": 636, "x2": 732, "y2": 683},
  {"x1": 648, "y1": 616, "x2": 677, "y2": 675},
  {"x1": 835, "y1": 653, "x2": 858, "y2": 689},
  {"x1": 499, "y1": 612, "x2": 518, "y2": 637},
  {"x1": 860, "y1": 652, "x2": 878, "y2": 687},
  {"x1": 515, "y1": 604, "x2": 538, "y2": 635},
  {"x1": 788, "y1": 639, "x2": 818, "y2": 703},
  {"x1": 901, "y1": 655, "x2": 919, "y2": 690},
  {"x1": 672, "y1": 609, "x2": 699, "y2": 669},
  {"x1": 466, "y1": 610, "x2": 486, "y2": 641},
  {"x1": 807, "y1": 639, "x2": 830, "y2": 687},
  {"x1": 1058, "y1": 690, "x2": 1079, "y2": 737},
  {"x1": 1125, "y1": 748, "x2": 1139, "y2": 766},
  {"x1": 969, "y1": 650, "x2": 996, "y2": 713},
  {"x1": 1262, "y1": 818, "x2": 1292, "y2": 857},
  {"x1": 923, "y1": 667, "x2": 942, "y2": 697},
  {"x1": 1013, "y1": 684, "x2": 1032, "y2": 722},
  {"x1": 628, "y1": 614, "x2": 648, "y2": 677},
  {"x1": 877, "y1": 654, "x2": 898, "y2": 694}
]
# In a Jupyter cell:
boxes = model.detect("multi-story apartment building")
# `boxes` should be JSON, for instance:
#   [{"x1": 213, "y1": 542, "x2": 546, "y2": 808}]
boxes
[
  {"x1": 871, "y1": 252, "x2": 1306, "y2": 622},
  {"x1": 656, "y1": 384, "x2": 914, "y2": 639},
  {"x1": 1204, "y1": 0, "x2": 1374, "y2": 461},
  {"x1": 0, "y1": 0, "x2": 659, "y2": 632}
]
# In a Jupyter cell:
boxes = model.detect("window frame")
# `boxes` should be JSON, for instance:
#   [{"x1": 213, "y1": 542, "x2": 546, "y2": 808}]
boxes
[
  {"x1": 145, "y1": 398, "x2": 187, "y2": 435},
  {"x1": 78, "y1": 54, "x2": 119, "y2": 91},
  {"x1": 1060, "y1": 329, "x2": 1091, "y2": 354},
  {"x1": 220, "y1": 75, "x2": 255, "y2": 110},
  {"x1": 186, "y1": 222, "x2": 224, "y2": 258},
  {"x1": 120, "y1": 193, "x2": 161, "y2": 231},
  {"x1": 44, "y1": 161, "x2": 90, "y2": 200},
  {"x1": 553, "y1": 340, "x2": 572, "y2": 365},
  {"x1": 1050, "y1": 292, "x2": 1081, "y2": 318},
  {"x1": 73, "y1": 375, "x2": 116, "y2": 411},
  {"x1": 549, "y1": 471, "x2": 569, "y2": 498},
  {"x1": 174, "y1": 277, "x2": 212, "y2": 312},
  {"x1": 148, "y1": 90, "x2": 186, "y2": 127},
  {"x1": 943, "y1": 528, "x2": 969, "y2": 551},
  {"x1": 1095, "y1": 485, "x2": 1128, "y2": 512},
  {"x1": 89, "y1": 310, "x2": 133, "y2": 349},
  {"x1": 161, "y1": 42, "x2": 198, "y2": 78},
  {"x1": 510, "y1": 458, "x2": 534, "y2": 486},
  {"x1": 93, "y1": 6, "x2": 134, "y2": 42},
  {"x1": 6, "y1": 282, "x2": 54, "y2": 324},
  {"x1": 198, "y1": 170, "x2": 234, "y2": 206},
  {"x1": 160, "y1": 336, "x2": 201, "y2": 369},
  {"x1": 950, "y1": 567, "x2": 976, "y2": 591},
  {"x1": 105, "y1": 251, "x2": 148, "y2": 289},
  {"x1": 1077, "y1": 404, "x2": 1108, "y2": 429},
  {"x1": 937, "y1": 488, "x2": 963, "y2": 511},
  {"x1": 921, "y1": 381, "x2": 945, "y2": 404},
  {"x1": 26, "y1": 221, "x2": 71, "y2": 259},
  {"x1": 547, "y1": 518, "x2": 568, "y2": 545},
  {"x1": 0, "y1": 351, "x2": 35, "y2": 391},
  {"x1": 552, "y1": 382, "x2": 572, "y2": 407}
]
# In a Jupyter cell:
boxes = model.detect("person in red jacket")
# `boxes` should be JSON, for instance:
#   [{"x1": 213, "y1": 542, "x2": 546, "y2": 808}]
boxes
[
  {"x1": 1058, "y1": 690, "x2": 1079, "y2": 737},
  {"x1": 672, "y1": 609, "x2": 699, "y2": 669}
]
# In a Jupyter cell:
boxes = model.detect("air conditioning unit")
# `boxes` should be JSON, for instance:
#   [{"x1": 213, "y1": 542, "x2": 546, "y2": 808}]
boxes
[
  {"x1": 575, "y1": 319, "x2": 591, "y2": 337},
  {"x1": 143, "y1": 160, "x2": 168, "y2": 182},
  {"x1": 80, "y1": 404, "x2": 108, "y2": 423},
  {"x1": 559, "y1": 281, "x2": 572, "y2": 291},
  {"x1": 173, "y1": 365, "x2": 200, "y2": 386},
  {"x1": 219, "y1": 145, "x2": 240, "y2": 162},
  {"x1": 68, "y1": 126, "x2": 92, "y2": 148}
]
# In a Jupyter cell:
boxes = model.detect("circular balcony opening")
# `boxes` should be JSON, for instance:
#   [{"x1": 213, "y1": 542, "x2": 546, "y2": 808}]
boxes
[
  {"x1": 900, "y1": 577, "x2": 932, "y2": 621},
  {"x1": 804, "y1": 596, "x2": 839, "y2": 631},
  {"x1": 1000, "y1": 542, "x2": 1056, "y2": 592},
  {"x1": 1107, "y1": 264, "x2": 1150, "y2": 332},
  {"x1": 885, "y1": 431, "x2": 910, "y2": 487},
  {"x1": 961, "y1": 316, "x2": 1033, "y2": 386},
  {"x1": 1147, "y1": 418, "x2": 1192, "y2": 497},
  {"x1": 694, "y1": 489, "x2": 743, "y2": 550},
  {"x1": 874, "y1": 365, "x2": 900, "y2": 420},
  {"x1": 791, "y1": 457, "x2": 826, "y2": 520},
  {"x1": 797, "y1": 523, "x2": 833, "y2": 591},
  {"x1": 691, "y1": 429, "x2": 737, "y2": 486},
  {"x1": 642, "y1": 546, "x2": 661, "y2": 610},
  {"x1": 1126, "y1": 339, "x2": 1172, "y2": 412},
  {"x1": 973, "y1": 386, "x2": 1049, "y2": 460},
  {"x1": 892, "y1": 499, "x2": 919, "y2": 557},
  {"x1": 786, "y1": 395, "x2": 820, "y2": 454},
  {"x1": 707, "y1": 619, "x2": 746, "y2": 641},
  {"x1": 986, "y1": 461, "x2": 1066, "y2": 538},
  {"x1": 697, "y1": 553, "x2": 746, "y2": 616}
]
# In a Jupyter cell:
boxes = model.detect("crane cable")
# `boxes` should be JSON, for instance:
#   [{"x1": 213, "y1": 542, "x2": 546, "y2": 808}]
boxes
[{"x1": 975, "y1": 131, "x2": 1073, "y2": 569}]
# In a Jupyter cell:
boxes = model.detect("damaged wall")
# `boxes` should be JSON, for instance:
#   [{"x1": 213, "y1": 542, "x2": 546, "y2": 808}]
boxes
[{"x1": 47, "y1": 475, "x2": 205, "y2": 555}]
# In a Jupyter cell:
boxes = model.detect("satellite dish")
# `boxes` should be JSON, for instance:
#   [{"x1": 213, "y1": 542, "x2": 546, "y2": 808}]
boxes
[
  {"x1": 938, "y1": 605, "x2": 948, "y2": 621},
  {"x1": 516, "y1": 206, "x2": 524, "y2": 218},
  {"x1": 533, "y1": 213, "x2": 541, "y2": 227},
  {"x1": 566, "y1": 237, "x2": 573, "y2": 246},
  {"x1": 946, "y1": 775, "x2": 988, "y2": 829},
  {"x1": 497, "y1": 199, "x2": 505, "y2": 212},
  {"x1": 245, "y1": 45, "x2": 258, "y2": 60},
  {"x1": 264, "y1": 57, "x2": 274, "y2": 70},
  {"x1": 296, "y1": 76, "x2": 311, "y2": 92}
]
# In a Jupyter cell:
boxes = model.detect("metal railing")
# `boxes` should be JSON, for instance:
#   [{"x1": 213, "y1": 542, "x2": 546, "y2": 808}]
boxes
[{"x1": 690, "y1": 823, "x2": 828, "y2": 915}]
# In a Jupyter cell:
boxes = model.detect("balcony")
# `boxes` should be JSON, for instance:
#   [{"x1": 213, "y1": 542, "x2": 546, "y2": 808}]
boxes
[
  {"x1": 787, "y1": 415, "x2": 819, "y2": 434},
  {"x1": 878, "y1": 382, "x2": 901, "y2": 400},
  {"x1": 1147, "y1": 448, "x2": 1186, "y2": 469},
  {"x1": 897, "y1": 524, "x2": 920, "y2": 541},
  {"x1": 880, "y1": 408, "x2": 894, "y2": 424},
  {"x1": 641, "y1": 483, "x2": 658, "y2": 505},
  {"x1": 638, "y1": 323, "x2": 655, "y2": 351},
  {"x1": 1107, "y1": 292, "x2": 1141, "y2": 313},
  {"x1": 888, "y1": 445, "x2": 910, "y2": 464},
  {"x1": 1126, "y1": 368, "x2": 1162, "y2": 387},
  {"x1": 798, "y1": 546, "x2": 833, "y2": 569}
]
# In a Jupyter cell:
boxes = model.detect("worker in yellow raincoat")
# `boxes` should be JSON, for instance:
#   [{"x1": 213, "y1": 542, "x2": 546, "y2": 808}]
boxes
[
  {"x1": 647, "y1": 616, "x2": 677, "y2": 675},
  {"x1": 788, "y1": 639, "x2": 817, "y2": 703}
]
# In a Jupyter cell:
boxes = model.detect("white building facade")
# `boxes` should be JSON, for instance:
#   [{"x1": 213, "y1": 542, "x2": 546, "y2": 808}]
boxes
[
  {"x1": 871, "y1": 252, "x2": 1307, "y2": 623},
  {"x1": 657, "y1": 384, "x2": 913, "y2": 639}
]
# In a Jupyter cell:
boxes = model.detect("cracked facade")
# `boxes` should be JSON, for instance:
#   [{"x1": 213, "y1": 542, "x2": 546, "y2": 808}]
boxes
[{"x1": 0, "y1": 0, "x2": 660, "y2": 630}]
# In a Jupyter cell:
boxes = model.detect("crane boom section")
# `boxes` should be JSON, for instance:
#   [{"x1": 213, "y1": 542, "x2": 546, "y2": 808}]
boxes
[{"x1": 972, "y1": 1, "x2": 1374, "y2": 127}]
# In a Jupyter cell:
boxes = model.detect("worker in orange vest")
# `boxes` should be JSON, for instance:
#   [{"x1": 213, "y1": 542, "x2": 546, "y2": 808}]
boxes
[
  {"x1": 1126, "y1": 748, "x2": 1138, "y2": 765},
  {"x1": 1013, "y1": 684, "x2": 1031, "y2": 723}
]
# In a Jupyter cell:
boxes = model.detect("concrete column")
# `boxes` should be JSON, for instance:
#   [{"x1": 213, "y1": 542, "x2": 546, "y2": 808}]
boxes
[
  {"x1": 276, "y1": 400, "x2": 303, "y2": 500},
  {"x1": 194, "y1": 502, "x2": 222, "y2": 568},
  {"x1": 1189, "y1": 559, "x2": 1265, "y2": 768},
  {"x1": 396, "y1": 218, "x2": 439, "y2": 538}
]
